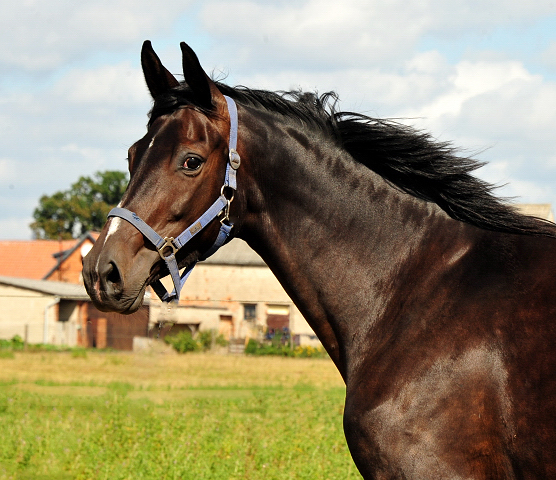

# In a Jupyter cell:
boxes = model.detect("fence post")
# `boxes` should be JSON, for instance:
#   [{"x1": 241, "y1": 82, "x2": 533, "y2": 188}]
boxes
[
  {"x1": 97, "y1": 317, "x2": 107, "y2": 349},
  {"x1": 24, "y1": 324, "x2": 28, "y2": 351}
]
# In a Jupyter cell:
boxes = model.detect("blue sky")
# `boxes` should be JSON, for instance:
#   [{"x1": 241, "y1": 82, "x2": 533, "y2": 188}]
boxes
[{"x1": 1, "y1": 0, "x2": 556, "y2": 239}]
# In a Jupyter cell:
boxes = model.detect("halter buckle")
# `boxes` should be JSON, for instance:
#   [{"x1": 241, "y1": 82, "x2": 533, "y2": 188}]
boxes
[
  {"x1": 158, "y1": 237, "x2": 178, "y2": 260},
  {"x1": 229, "y1": 149, "x2": 241, "y2": 170}
]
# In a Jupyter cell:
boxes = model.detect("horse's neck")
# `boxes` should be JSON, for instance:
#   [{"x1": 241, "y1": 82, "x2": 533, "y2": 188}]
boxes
[{"x1": 238, "y1": 113, "x2": 471, "y2": 378}]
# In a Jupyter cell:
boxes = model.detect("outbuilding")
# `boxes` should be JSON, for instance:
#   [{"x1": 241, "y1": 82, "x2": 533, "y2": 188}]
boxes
[{"x1": 0, "y1": 276, "x2": 149, "y2": 349}]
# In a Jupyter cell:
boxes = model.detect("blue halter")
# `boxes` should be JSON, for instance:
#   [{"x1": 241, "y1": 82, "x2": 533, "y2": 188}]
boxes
[{"x1": 107, "y1": 96, "x2": 240, "y2": 303}]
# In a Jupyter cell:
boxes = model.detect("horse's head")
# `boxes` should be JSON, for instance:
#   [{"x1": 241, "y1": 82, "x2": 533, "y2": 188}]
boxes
[{"x1": 83, "y1": 41, "x2": 240, "y2": 313}]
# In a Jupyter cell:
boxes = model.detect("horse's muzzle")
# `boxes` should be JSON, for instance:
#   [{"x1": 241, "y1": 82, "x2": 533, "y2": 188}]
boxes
[{"x1": 82, "y1": 245, "x2": 149, "y2": 314}]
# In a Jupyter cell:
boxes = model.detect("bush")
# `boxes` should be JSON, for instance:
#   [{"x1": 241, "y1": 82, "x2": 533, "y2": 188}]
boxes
[
  {"x1": 197, "y1": 330, "x2": 212, "y2": 351},
  {"x1": 245, "y1": 339, "x2": 291, "y2": 357},
  {"x1": 11, "y1": 335, "x2": 24, "y2": 350},
  {"x1": 245, "y1": 339, "x2": 328, "y2": 358},
  {"x1": 293, "y1": 345, "x2": 328, "y2": 358},
  {"x1": 0, "y1": 335, "x2": 25, "y2": 351},
  {"x1": 244, "y1": 338, "x2": 258, "y2": 355},
  {"x1": 197, "y1": 330, "x2": 229, "y2": 351},
  {"x1": 164, "y1": 331, "x2": 199, "y2": 353},
  {"x1": 215, "y1": 333, "x2": 228, "y2": 347}
]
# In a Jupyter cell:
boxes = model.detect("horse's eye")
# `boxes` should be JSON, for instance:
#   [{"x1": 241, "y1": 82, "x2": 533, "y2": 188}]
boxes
[{"x1": 183, "y1": 156, "x2": 202, "y2": 171}]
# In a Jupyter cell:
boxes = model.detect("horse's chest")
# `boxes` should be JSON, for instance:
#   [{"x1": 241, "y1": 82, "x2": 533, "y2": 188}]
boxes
[{"x1": 347, "y1": 345, "x2": 514, "y2": 479}]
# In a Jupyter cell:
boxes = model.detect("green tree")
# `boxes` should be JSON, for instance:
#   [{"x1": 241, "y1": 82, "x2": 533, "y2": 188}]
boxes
[{"x1": 31, "y1": 171, "x2": 128, "y2": 239}]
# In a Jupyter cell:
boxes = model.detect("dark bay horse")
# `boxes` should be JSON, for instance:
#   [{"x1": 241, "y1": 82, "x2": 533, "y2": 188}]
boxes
[{"x1": 83, "y1": 41, "x2": 556, "y2": 479}]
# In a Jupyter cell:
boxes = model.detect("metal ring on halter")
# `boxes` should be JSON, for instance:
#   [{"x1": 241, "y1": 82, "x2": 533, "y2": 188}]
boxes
[
  {"x1": 158, "y1": 237, "x2": 178, "y2": 260},
  {"x1": 221, "y1": 185, "x2": 235, "y2": 203}
]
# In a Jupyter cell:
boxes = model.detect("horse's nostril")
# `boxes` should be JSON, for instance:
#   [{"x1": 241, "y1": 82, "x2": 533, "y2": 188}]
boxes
[
  {"x1": 106, "y1": 261, "x2": 122, "y2": 287},
  {"x1": 99, "y1": 260, "x2": 124, "y2": 298}
]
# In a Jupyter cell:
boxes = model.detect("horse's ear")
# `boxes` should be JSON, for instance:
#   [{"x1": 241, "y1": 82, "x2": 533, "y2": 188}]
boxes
[
  {"x1": 180, "y1": 42, "x2": 218, "y2": 110},
  {"x1": 141, "y1": 40, "x2": 180, "y2": 99}
]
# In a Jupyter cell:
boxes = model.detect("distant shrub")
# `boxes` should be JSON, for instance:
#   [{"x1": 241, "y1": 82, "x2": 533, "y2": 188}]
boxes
[
  {"x1": 10, "y1": 335, "x2": 24, "y2": 350},
  {"x1": 245, "y1": 339, "x2": 291, "y2": 356},
  {"x1": 215, "y1": 333, "x2": 228, "y2": 347},
  {"x1": 0, "y1": 335, "x2": 25, "y2": 351},
  {"x1": 293, "y1": 345, "x2": 328, "y2": 358},
  {"x1": 245, "y1": 339, "x2": 327, "y2": 358},
  {"x1": 197, "y1": 330, "x2": 212, "y2": 351},
  {"x1": 26, "y1": 344, "x2": 71, "y2": 352},
  {"x1": 197, "y1": 330, "x2": 229, "y2": 351},
  {"x1": 164, "y1": 331, "x2": 199, "y2": 353}
]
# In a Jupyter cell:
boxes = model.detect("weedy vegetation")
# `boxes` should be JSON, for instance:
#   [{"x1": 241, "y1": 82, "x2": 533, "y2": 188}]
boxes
[{"x1": 0, "y1": 350, "x2": 360, "y2": 479}]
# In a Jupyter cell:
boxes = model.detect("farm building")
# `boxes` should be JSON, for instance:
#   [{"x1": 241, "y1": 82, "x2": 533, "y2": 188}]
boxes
[
  {"x1": 0, "y1": 276, "x2": 149, "y2": 349},
  {"x1": 0, "y1": 233, "x2": 150, "y2": 349},
  {"x1": 0, "y1": 231, "x2": 321, "y2": 346},
  {"x1": 515, "y1": 204, "x2": 554, "y2": 222}
]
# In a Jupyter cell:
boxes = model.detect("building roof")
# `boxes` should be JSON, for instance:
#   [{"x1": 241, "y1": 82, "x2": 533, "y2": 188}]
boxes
[
  {"x1": 202, "y1": 238, "x2": 266, "y2": 266},
  {"x1": 0, "y1": 239, "x2": 76, "y2": 280},
  {"x1": 0, "y1": 275, "x2": 90, "y2": 300},
  {"x1": 515, "y1": 204, "x2": 554, "y2": 222},
  {"x1": 0, "y1": 232, "x2": 98, "y2": 280}
]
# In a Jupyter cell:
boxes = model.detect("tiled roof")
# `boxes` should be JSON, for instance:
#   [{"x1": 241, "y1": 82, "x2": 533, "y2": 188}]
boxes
[
  {"x1": 0, "y1": 239, "x2": 78, "y2": 279},
  {"x1": 0, "y1": 232, "x2": 98, "y2": 280}
]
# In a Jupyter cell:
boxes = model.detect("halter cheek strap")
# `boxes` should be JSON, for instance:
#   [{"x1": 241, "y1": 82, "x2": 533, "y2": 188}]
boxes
[{"x1": 107, "y1": 95, "x2": 240, "y2": 303}]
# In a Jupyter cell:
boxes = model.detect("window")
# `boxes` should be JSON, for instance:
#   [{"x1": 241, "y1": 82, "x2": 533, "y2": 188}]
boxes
[{"x1": 243, "y1": 303, "x2": 257, "y2": 321}]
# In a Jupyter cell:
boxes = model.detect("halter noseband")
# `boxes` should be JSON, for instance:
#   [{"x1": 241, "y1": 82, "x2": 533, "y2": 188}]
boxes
[{"x1": 107, "y1": 96, "x2": 240, "y2": 303}]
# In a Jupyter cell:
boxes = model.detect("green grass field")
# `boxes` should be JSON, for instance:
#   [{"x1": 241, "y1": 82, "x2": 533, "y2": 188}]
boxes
[{"x1": 0, "y1": 351, "x2": 361, "y2": 479}]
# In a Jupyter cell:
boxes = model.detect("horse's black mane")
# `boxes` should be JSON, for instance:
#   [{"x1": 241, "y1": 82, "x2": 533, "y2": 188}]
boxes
[{"x1": 150, "y1": 82, "x2": 556, "y2": 238}]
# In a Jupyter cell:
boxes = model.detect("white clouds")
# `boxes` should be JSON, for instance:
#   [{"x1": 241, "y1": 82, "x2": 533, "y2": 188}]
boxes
[
  {"x1": 402, "y1": 60, "x2": 537, "y2": 131},
  {"x1": 199, "y1": 0, "x2": 556, "y2": 74},
  {"x1": 0, "y1": 59, "x2": 151, "y2": 238},
  {"x1": 53, "y1": 62, "x2": 148, "y2": 106},
  {"x1": 389, "y1": 58, "x2": 556, "y2": 206},
  {"x1": 540, "y1": 41, "x2": 556, "y2": 71},
  {"x1": 0, "y1": 0, "x2": 195, "y2": 73},
  {"x1": 480, "y1": 160, "x2": 555, "y2": 204},
  {"x1": 238, "y1": 48, "x2": 556, "y2": 207},
  {"x1": 0, "y1": 158, "x2": 18, "y2": 183},
  {"x1": 1, "y1": 1, "x2": 555, "y2": 239},
  {"x1": 201, "y1": 0, "x2": 429, "y2": 70}
]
